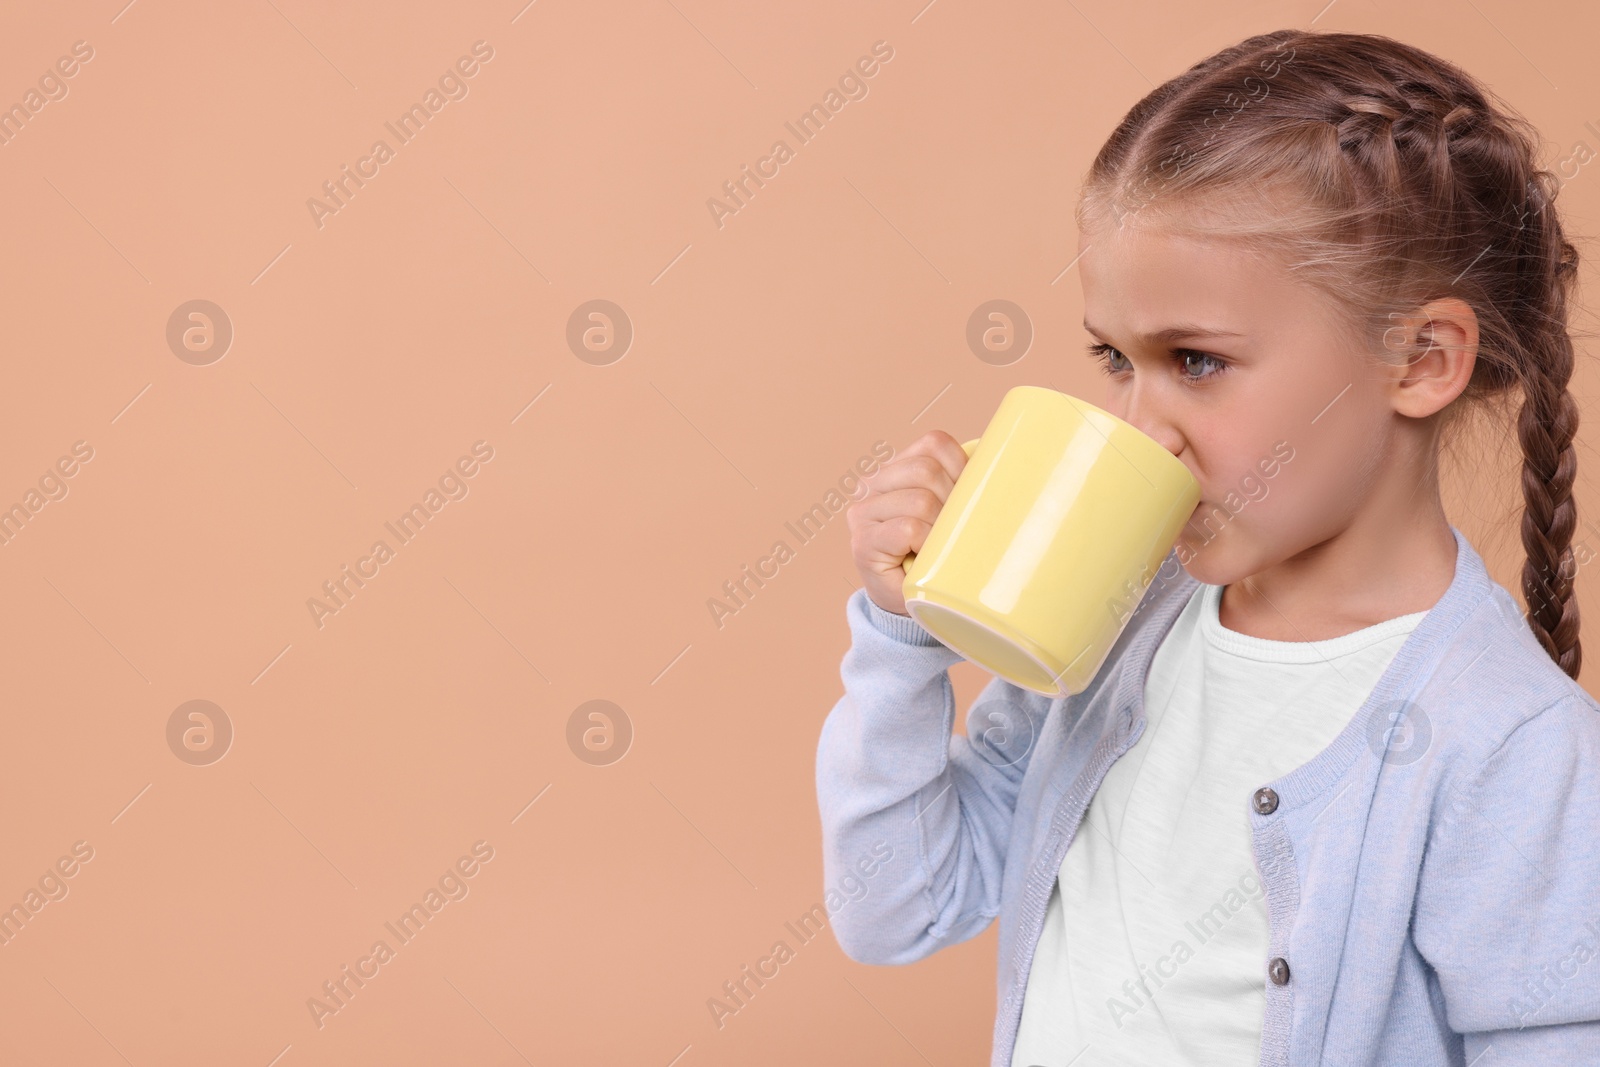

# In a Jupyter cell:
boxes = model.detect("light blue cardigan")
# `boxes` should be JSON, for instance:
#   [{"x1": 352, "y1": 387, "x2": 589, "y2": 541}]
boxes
[{"x1": 815, "y1": 525, "x2": 1600, "y2": 1065}]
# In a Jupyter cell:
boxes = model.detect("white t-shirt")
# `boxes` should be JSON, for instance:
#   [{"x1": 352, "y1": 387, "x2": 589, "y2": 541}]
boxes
[{"x1": 1011, "y1": 582, "x2": 1429, "y2": 1067}]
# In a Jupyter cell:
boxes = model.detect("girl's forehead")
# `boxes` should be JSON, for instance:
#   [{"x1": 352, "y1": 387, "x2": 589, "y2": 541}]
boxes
[
  {"x1": 1080, "y1": 229, "x2": 1271, "y2": 303},
  {"x1": 1080, "y1": 219, "x2": 1251, "y2": 261},
  {"x1": 1079, "y1": 229, "x2": 1344, "y2": 343}
]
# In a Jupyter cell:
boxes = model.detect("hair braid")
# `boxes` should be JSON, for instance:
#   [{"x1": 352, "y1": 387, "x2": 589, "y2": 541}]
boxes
[
  {"x1": 1337, "y1": 83, "x2": 1585, "y2": 679},
  {"x1": 1515, "y1": 175, "x2": 1583, "y2": 676}
]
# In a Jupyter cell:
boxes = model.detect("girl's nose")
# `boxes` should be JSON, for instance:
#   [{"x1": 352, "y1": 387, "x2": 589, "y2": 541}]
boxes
[
  {"x1": 1145, "y1": 422, "x2": 1185, "y2": 459},
  {"x1": 1119, "y1": 398, "x2": 1184, "y2": 459}
]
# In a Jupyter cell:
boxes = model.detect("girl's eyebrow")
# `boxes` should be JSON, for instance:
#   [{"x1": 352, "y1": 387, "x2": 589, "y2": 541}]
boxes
[{"x1": 1082, "y1": 320, "x2": 1244, "y2": 344}]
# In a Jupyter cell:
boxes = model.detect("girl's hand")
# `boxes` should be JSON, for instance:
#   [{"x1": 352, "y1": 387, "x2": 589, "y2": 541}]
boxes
[{"x1": 847, "y1": 430, "x2": 970, "y2": 617}]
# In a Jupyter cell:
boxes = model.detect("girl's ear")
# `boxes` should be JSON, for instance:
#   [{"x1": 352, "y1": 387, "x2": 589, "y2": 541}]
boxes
[{"x1": 1384, "y1": 297, "x2": 1479, "y2": 419}]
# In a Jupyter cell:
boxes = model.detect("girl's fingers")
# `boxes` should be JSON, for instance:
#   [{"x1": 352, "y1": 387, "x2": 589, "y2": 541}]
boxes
[
  {"x1": 849, "y1": 485, "x2": 946, "y2": 533},
  {"x1": 863, "y1": 433, "x2": 966, "y2": 499}
]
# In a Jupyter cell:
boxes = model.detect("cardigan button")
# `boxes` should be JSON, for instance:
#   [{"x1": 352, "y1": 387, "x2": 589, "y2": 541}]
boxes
[
  {"x1": 1268, "y1": 956, "x2": 1291, "y2": 985},
  {"x1": 1253, "y1": 787, "x2": 1280, "y2": 815}
]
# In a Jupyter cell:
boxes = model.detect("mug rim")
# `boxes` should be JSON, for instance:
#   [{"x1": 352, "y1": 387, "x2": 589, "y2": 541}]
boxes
[
  {"x1": 906, "y1": 592, "x2": 1085, "y2": 697},
  {"x1": 1002, "y1": 384, "x2": 1197, "y2": 491}
]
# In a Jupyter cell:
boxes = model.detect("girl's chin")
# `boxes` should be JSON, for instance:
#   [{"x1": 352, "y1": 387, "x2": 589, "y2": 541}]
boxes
[{"x1": 1174, "y1": 531, "x2": 1236, "y2": 583}]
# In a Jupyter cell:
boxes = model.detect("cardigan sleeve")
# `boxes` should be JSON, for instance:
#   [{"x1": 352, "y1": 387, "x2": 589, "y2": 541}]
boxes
[
  {"x1": 814, "y1": 586, "x2": 1059, "y2": 965},
  {"x1": 1411, "y1": 688, "x2": 1600, "y2": 1054}
]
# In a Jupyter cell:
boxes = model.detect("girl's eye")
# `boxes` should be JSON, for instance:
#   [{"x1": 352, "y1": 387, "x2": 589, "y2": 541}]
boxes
[
  {"x1": 1085, "y1": 342, "x2": 1227, "y2": 386},
  {"x1": 1087, "y1": 342, "x2": 1131, "y2": 376},
  {"x1": 1176, "y1": 350, "x2": 1228, "y2": 383}
]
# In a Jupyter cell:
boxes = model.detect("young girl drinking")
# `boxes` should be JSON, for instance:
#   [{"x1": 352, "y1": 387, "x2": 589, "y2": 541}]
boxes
[{"x1": 817, "y1": 29, "x2": 1600, "y2": 1066}]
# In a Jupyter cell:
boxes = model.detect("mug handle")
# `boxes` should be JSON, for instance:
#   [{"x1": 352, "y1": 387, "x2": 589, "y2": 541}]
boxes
[{"x1": 900, "y1": 437, "x2": 982, "y2": 574}]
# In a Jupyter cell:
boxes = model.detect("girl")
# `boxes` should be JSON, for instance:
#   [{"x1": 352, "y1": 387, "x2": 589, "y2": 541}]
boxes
[{"x1": 817, "y1": 29, "x2": 1600, "y2": 1067}]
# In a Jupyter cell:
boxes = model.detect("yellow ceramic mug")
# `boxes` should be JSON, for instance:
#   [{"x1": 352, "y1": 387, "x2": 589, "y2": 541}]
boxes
[{"x1": 901, "y1": 385, "x2": 1200, "y2": 696}]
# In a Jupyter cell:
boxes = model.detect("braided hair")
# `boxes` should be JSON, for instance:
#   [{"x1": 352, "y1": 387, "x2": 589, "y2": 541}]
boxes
[{"x1": 1079, "y1": 29, "x2": 1586, "y2": 679}]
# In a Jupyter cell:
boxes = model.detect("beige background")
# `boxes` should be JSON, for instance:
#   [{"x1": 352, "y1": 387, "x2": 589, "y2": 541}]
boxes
[{"x1": 1, "y1": 1, "x2": 1597, "y2": 1064}]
